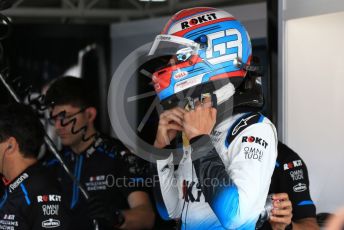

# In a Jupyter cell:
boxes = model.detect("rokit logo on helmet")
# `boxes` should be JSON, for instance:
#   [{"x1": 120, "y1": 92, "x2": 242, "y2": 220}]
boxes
[
  {"x1": 242, "y1": 136, "x2": 268, "y2": 149},
  {"x1": 181, "y1": 13, "x2": 217, "y2": 30}
]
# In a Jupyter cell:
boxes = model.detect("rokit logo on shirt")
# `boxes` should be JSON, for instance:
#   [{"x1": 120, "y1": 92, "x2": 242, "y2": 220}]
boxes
[
  {"x1": 182, "y1": 180, "x2": 202, "y2": 202},
  {"x1": 180, "y1": 13, "x2": 217, "y2": 29},
  {"x1": 242, "y1": 136, "x2": 268, "y2": 149},
  {"x1": 37, "y1": 195, "x2": 61, "y2": 203},
  {"x1": 283, "y1": 160, "x2": 302, "y2": 171}
]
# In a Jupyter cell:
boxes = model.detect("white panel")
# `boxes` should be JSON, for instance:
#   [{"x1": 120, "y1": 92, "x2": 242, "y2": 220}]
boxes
[
  {"x1": 285, "y1": 0, "x2": 344, "y2": 20},
  {"x1": 285, "y1": 11, "x2": 344, "y2": 213}
]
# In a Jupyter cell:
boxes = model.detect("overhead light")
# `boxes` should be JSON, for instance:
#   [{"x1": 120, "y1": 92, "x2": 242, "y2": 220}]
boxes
[{"x1": 139, "y1": 0, "x2": 167, "y2": 2}]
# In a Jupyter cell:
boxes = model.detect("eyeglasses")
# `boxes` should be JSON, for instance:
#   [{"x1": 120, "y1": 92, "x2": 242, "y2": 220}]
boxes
[{"x1": 48, "y1": 107, "x2": 86, "y2": 126}]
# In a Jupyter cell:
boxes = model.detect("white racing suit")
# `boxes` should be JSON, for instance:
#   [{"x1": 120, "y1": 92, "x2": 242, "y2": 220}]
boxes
[{"x1": 154, "y1": 112, "x2": 278, "y2": 230}]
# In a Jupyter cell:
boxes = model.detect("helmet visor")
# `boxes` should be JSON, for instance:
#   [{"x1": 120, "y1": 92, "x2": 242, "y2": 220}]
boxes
[{"x1": 148, "y1": 35, "x2": 199, "y2": 65}]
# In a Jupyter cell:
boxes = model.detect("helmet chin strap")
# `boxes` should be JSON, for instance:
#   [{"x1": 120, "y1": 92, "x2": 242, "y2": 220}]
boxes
[
  {"x1": 184, "y1": 82, "x2": 235, "y2": 110},
  {"x1": 213, "y1": 82, "x2": 235, "y2": 106},
  {"x1": 211, "y1": 82, "x2": 236, "y2": 124}
]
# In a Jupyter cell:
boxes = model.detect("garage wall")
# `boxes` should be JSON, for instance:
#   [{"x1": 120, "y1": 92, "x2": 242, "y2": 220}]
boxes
[{"x1": 280, "y1": 0, "x2": 344, "y2": 213}]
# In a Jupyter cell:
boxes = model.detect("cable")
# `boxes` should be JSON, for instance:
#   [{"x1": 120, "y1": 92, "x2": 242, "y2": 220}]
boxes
[{"x1": 179, "y1": 192, "x2": 186, "y2": 230}]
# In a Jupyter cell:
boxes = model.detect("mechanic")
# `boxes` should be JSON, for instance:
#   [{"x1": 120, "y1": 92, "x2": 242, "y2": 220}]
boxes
[
  {"x1": 148, "y1": 7, "x2": 278, "y2": 229},
  {"x1": 258, "y1": 142, "x2": 319, "y2": 230},
  {"x1": 0, "y1": 103, "x2": 70, "y2": 229},
  {"x1": 44, "y1": 77, "x2": 155, "y2": 230}
]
